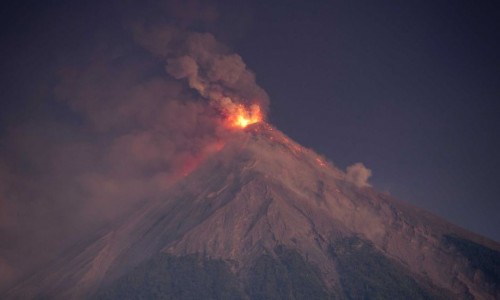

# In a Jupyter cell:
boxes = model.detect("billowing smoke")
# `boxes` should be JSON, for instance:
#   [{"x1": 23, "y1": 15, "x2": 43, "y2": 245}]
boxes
[
  {"x1": 133, "y1": 24, "x2": 268, "y2": 113},
  {"x1": 0, "y1": 1, "x2": 267, "y2": 290},
  {"x1": 346, "y1": 162, "x2": 372, "y2": 187}
]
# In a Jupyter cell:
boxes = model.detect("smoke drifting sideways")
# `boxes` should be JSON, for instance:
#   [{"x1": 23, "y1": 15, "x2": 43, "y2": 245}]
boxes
[{"x1": 0, "y1": 3, "x2": 268, "y2": 289}]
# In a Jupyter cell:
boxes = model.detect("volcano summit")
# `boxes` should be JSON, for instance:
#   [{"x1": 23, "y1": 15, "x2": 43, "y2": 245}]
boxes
[{"x1": 4, "y1": 123, "x2": 499, "y2": 300}]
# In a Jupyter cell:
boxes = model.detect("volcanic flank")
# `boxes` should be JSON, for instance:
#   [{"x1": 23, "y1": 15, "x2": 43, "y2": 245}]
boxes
[{"x1": 4, "y1": 122, "x2": 500, "y2": 300}]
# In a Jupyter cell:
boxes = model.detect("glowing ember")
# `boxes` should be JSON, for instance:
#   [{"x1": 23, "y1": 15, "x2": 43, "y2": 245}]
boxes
[
  {"x1": 226, "y1": 104, "x2": 262, "y2": 129},
  {"x1": 316, "y1": 157, "x2": 326, "y2": 167}
]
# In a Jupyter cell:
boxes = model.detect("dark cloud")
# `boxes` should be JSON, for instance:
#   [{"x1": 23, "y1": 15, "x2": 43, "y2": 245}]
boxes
[{"x1": 133, "y1": 23, "x2": 269, "y2": 110}]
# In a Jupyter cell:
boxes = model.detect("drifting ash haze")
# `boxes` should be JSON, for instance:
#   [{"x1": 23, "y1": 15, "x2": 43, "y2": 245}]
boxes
[{"x1": 0, "y1": 15, "x2": 268, "y2": 291}]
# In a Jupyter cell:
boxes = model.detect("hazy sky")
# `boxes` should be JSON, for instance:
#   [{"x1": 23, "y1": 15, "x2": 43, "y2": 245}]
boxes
[{"x1": 1, "y1": 0, "x2": 499, "y2": 250}]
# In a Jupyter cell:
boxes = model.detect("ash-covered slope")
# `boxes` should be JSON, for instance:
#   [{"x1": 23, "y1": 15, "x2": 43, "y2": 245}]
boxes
[{"x1": 5, "y1": 123, "x2": 500, "y2": 300}]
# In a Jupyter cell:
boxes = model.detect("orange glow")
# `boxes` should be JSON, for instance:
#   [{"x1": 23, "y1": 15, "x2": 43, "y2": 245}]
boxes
[
  {"x1": 316, "y1": 157, "x2": 326, "y2": 167},
  {"x1": 225, "y1": 104, "x2": 262, "y2": 129},
  {"x1": 177, "y1": 140, "x2": 226, "y2": 177}
]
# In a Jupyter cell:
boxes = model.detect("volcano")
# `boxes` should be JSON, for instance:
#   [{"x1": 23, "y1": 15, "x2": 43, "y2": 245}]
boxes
[{"x1": 4, "y1": 123, "x2": 500, "y2": 300}]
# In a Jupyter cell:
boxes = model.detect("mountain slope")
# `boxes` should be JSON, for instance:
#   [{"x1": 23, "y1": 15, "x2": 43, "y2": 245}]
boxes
[{"x1": 4, "y1": 123, "x2": 500, "y2": 299}]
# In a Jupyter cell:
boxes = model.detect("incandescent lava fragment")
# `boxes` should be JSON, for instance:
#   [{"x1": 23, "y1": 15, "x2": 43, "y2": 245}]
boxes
[{"x1": 225, "y1": 103, "x2": 263, "y2": 129}]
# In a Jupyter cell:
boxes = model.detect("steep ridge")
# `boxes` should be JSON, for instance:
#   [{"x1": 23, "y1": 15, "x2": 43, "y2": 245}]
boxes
[{"x1": 4, "y1": 123, "x2": 500, "y2": 299}]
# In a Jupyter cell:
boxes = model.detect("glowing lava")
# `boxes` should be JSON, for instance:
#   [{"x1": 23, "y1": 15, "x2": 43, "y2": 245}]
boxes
[{"x1": 226, "y1": 104, "x2": 262, "y2": 129}]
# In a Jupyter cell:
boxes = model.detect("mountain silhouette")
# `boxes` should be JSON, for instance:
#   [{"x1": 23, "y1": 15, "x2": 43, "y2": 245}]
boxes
[{"x1": 5, "y1": 123, "x2": 500, "y2": 300}]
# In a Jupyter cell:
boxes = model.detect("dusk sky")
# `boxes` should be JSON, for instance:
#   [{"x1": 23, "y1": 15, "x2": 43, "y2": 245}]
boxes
[
  {"x1": 1, "y1": 0, "x2": 499, "y2": 253},
  {"x1": 232, "y1": 1, "x2": 500, "y2": 241}
]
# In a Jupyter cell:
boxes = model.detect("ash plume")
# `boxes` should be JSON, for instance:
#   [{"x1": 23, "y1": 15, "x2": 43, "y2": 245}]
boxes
[
  {"x1": 0, "y1": 0, "x2": 267, "y2": 290},
  {"x1": 346, "y1": 162, "x2": 372, "y2": 187},
  {"x1": 133, "y1": 23, "x2": 269, "y2": 113}
]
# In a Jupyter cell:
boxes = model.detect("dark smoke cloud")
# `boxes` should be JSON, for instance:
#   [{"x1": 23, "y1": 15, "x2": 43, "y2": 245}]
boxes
[
  {"x1": 132, "y1": 23, "x2": 269, "y2": 111},
  {"x1": 0, "y1": 0, "x2": 267, "y2": 291}
]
